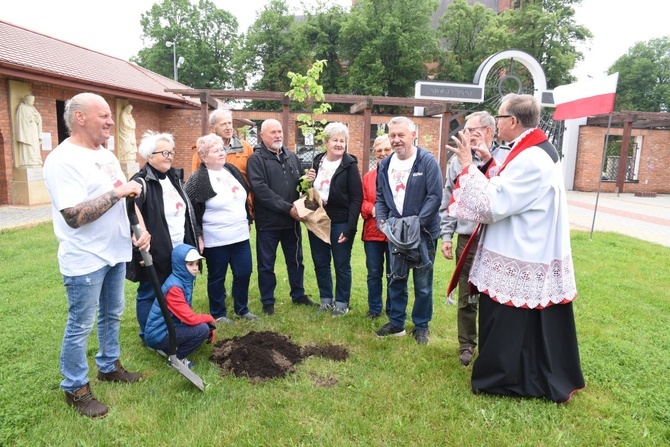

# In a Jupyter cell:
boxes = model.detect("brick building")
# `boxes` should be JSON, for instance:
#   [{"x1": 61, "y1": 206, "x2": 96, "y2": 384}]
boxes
[
  {"x1": 1, "y1": 19, "x2": 667, "y2": 207},
  {"x1": 573, "y1": 114, "x2": 670, "y2": 195}
]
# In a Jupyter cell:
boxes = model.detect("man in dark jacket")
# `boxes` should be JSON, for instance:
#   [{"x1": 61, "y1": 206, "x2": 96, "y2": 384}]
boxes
[
  {"x1": 247, "y1": 119, "x2": 316, "y2": 315},
  {"x1": 375, "y1": 116, "x2": 443, "y2": 344}
]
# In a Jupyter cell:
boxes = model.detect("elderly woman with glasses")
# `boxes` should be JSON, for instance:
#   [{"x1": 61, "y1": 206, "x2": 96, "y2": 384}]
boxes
[
  {"x1": 127, "y1": 131, "x2": 198, "y2": 346},
  {"x1": 185, "y1": 133, "x2": 257, "y2": 324}
]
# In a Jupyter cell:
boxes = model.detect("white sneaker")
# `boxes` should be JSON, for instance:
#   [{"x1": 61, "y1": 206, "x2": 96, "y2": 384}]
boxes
[
  {"x1": 216, "y1": 316, "x2": 235, "y2": 325},
  {"x1": 332, "y1": 307, "x2": 349, "y2": 317},
  {"x1": 169, "y1": 357, "x2": 195, "y2": 369}
]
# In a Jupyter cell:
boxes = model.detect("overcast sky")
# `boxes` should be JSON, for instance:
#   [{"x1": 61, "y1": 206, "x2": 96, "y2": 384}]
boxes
[{"x1": 3, "y1": 0, "x2": 668, "y2": 84}]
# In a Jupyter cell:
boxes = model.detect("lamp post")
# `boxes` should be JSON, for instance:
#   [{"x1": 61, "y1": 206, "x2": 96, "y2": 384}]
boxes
[{"x1": 166, "y1": 41, "x2": 177, "y2": 81}]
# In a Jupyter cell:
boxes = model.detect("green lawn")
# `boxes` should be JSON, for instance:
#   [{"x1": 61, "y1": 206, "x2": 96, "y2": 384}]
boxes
[{"x1": 1, "y1": 222, "x2": 668, "y2": 446}]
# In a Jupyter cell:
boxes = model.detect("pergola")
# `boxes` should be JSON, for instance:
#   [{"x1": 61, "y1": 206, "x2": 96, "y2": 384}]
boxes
[
  {"x1": 167, "y1": 89, "x2": 462, "y2": 172},
  {"x1": 586, "y1": 111, "x2": 670, "y2": 193}
]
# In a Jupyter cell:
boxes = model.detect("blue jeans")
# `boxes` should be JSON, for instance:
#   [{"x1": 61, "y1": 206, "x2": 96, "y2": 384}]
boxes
[
  {"x1": 152, "y1": 322, "x2": 210, "y2": 360},
  {"x1": 203, "y1": 239, "x2": 252, "y2": 318},
  {"x1": 135, "y1": 280, "x2": 155, "y2": 341},
  {"x1": 364, "y1": 240, "x2": 390, "y2": 314},
  {"x1": 308, "y1": 222, "x2": 354, "y2": 307},
  {"x1": 387, "y1": 239, "x2": 436, "y2": 330},
  {"x1": 60, "y1": 263, "x2": 126, "y2": 392},
  {"x1": 256, "y1": 224, "x2": 305, "y2": 305}
]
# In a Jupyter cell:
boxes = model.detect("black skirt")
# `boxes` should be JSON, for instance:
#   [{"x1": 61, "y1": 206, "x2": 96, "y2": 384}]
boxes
[{"x1": 471, "y1": 294, "x2": 585, "y2": 403}]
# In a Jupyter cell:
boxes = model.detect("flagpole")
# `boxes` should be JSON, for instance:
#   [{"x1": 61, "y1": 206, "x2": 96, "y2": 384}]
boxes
[{"x1": 590, "y1": 113, "x2": 613, "y2": 241}]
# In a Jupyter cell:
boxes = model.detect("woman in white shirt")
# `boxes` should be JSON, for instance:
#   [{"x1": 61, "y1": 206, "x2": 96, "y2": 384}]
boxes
[
  {"x1": 307, "y1": 122, "x2": 363, "y2": 317},
  {"x1": 185, "y1": 134, "x2": 257, "y2": 323}
]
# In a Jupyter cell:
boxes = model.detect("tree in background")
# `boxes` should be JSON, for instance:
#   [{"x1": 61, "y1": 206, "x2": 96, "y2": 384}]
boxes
[
  {"x1": 339, "y1": 0, "x2": 439, "y2": 99},
  {"x1": 131, "y1": 0, "x2": 242, "y2": 89},
  {"x1": 237, "y1": 0, "x2": 308, "y2": 109},
  {"x1": 436, "y1": 0, "x2": 509, "y2": 83},
  {"x1": 609, "y1": 37, "x2": 670, "y2": 112},
  {"x1": 500, "y1": 0, "x2": 591, "y2": 88},
  {"x1": 294, "y1": 2, "x2": 348, "y2": 111}
]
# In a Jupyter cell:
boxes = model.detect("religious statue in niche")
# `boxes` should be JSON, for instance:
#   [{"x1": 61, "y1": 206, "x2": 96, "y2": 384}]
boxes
[
  {"x1": 15, "y1": 94, "x2": 43, "y2": 167},
  {"x1": 117, "y1": 103, "x2": 137, "y2": 163}
]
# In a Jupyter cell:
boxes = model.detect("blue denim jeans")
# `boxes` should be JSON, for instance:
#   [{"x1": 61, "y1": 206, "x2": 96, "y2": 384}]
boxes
[
  {"x1": 256, "y1": 224, "x2": 305, "y2": 305},
  {"x1": 364, "y1": 240, "x2": 390, "y2": 314},
  {"x1": 203, "y1": 239, "x2": 252, "y2": 318},
  {"x1": 135, "y1": 280, "x2": 155, "y2": 341},
  {"x1": 152, "y1": 322, "x2": 210, "y2": 360},
  {"x1": 387, "y1": 238, "x2": 436, "y2": 330},
  {"x1": 59, "y1": 263, "x2": 126, "y2": 392},
  {"x1": 308, "y1": 222, "x2": 354, "y2": 307}
]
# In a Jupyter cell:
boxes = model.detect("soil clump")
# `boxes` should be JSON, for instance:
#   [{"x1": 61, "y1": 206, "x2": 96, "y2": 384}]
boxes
[{"x1": 210, "y1": 330, "x2": 349, "y2": 382}]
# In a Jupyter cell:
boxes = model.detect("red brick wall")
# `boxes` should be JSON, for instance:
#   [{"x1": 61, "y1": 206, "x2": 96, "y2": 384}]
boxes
[
  {"x1": 230, "y1": 110, "x2": 443, "y2": 179},
  {"x1": 574, "y1": 125, "x2": 670, "y2": 194}
]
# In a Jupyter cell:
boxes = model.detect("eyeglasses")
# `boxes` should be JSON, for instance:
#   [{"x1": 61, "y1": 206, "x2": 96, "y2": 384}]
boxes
[
  {"x1": 494, "y1": 115, "x2": 514, "y2": 121},
  {"x1": 152, "y1": 150, "x2": 175, "y2": 158},
  {"x1": 463, "y1": 126, "x2": 488, "y2": 134}
]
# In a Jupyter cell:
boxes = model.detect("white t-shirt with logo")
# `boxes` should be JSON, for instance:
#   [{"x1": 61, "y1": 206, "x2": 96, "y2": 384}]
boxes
[
  {"x1": 202, "y1": 168, "x2": 249, "y2": 247},
  {"x1": 159, "y1": 177, "x2": 186, "y2": 248},
  {"x1": 314, "y1": 157, "x2": 342, "y2": 204},
  {"x1": 387, "y1": 152, "x2": 416, "y2": 215},
  {"x1": 43, "y1": 139, "x2": 131, "y2": 276}
]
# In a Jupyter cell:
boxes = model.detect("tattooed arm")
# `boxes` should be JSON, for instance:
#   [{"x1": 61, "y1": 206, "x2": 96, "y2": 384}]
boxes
[{"x1": 60, "y1": 181, "x2": 142, "y2": 229}]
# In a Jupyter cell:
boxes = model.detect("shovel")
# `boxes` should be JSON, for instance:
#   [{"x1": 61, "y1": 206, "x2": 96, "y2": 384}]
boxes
[{"x1": 126, "y1": 197, "x2": 205, "y2": 391}]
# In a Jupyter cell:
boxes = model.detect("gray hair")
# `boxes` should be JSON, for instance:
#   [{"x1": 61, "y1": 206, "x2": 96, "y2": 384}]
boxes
[
  {"x1": 388, "y1": 116, "x2": 416, "y2": 131},
  {"x1": 196, "y1": 133, "x2": 224, "y2": 159},
  {"x1": 501, "y1": 94, "x2": 540, "y2": 128},
  {"x1": 323, "y1": 122, "x2": 349, "y2": 144},
  {"x1": 208, "y1": 109, "x2": 232, "y2": 127},
  {"x1": 138, "y1": 131, "x2": 175, "y2": 160},
  {"x1": 465, "y1": 111, "x2": 496, "y2": 132},
  {"x1": 63, "y1": 92, "x2": 105, "y2": 135}
]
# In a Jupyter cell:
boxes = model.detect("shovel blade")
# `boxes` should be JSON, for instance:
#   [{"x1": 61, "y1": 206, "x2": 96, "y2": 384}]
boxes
[{"x1": 168, "y1": 355, "x2": 205, "y2": 391}]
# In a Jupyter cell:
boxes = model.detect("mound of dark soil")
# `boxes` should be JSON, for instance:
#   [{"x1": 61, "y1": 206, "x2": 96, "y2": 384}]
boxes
[{"x1": 210, "y1": 330, "x2": 348, "y2": 382}]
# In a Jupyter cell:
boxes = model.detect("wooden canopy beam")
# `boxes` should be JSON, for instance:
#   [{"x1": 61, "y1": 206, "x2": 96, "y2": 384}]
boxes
[
  {"x1": 167, "y1": 88, "x2": 457, "y2": 109},
  {"x1": 350, "y1": 98, "x2": 373, "y2": 114}
]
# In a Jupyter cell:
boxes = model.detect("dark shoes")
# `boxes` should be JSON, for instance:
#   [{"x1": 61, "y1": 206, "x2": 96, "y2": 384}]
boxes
[
  {"x1": 366, "y1": 311, "x2": 381, "y2": 319},
  {"x1": 376, "y1": 322, "x2": 406, "y2": 337},
  {"x1": 459, "y1": 346, "x2": 475, "y2": 366},
  {"x1": 262, "y1": 304, "x2": 275, "y2": 316},
  {"x1": 64, "y1": 383, "x2": 108, "y2": 418},
  {"x1": 293, "y1": 295, "x2": 318, "y2": 307},
  {"x1": 411, "y1": 328, "x2": 429, "y2": 345},
  {"x1": 97, "y1": 360, "x2": 142, "y2": 383}
]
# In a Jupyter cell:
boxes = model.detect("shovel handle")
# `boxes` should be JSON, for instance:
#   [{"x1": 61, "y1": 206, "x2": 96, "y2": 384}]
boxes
[{"x1": 126, "y1": 196, "x2": 177, "y2": 356}]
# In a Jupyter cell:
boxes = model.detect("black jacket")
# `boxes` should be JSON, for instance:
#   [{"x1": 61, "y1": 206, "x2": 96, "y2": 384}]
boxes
[
  {"x1": 247, "y1": 143, "x2": 302, "y2": 231},
  {"x1": 312, "y1": 151, "x2": 363, "y2": 240},
  {"x1": 126, "y1": 164, "x2": 197, "y2": 284},
  {"x1": 184, "y1": 162, "x2": 252, "y2": 238}
]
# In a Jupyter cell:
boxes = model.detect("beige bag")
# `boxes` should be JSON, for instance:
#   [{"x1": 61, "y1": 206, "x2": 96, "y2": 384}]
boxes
[{"x1": 294, "y1": 187, "x2": 331, "y2": 244}]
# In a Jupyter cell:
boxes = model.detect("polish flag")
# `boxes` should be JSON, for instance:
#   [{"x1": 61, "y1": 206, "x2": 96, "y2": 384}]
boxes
[{"x1": 552, "y1": 73, "x2": 618, "y2": 120}]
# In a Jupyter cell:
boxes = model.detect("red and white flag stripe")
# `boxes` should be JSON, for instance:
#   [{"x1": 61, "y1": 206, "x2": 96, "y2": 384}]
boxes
[{"x1": 552, "y1": 73, "x2": 618, "y2": 120}]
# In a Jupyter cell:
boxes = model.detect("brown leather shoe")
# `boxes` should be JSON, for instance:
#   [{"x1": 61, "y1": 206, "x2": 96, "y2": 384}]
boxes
[
  {"x1": 459, "y1": 346, "x2": 475, "y2": 366},
  {"x1": 64, "y1": 383, "x2": 109, "y2": 418},
  {"x1": 97, "y1": 360, "x2": 142, "y2": 383}
]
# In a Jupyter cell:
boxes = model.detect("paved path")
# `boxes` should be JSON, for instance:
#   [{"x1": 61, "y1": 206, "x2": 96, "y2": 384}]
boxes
[
  {"x1": 1, "y1": 191, "x2": 669, "y2": 247},
  {"x1": 567, "y1": 191, "x2": 670, "y2": 247}
]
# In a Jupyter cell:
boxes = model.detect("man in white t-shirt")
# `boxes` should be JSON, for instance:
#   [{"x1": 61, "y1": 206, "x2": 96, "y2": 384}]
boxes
[
  {"x1": 44, "y1": 93, "x2": 150, "y2": 418},
  {"x1": 374, "y1": 116, "x2": 443, "y2": 345}
]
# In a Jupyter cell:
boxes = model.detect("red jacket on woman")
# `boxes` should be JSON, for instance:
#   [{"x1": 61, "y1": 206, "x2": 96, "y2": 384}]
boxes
[{"x1": 361, "y1": 168, "x2": 388, "y2": 242}]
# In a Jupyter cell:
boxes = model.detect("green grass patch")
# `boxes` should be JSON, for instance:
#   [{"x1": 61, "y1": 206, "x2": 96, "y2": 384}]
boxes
[{"x1": 1, "y1": 223, "x2": 668, "y2": 446}]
